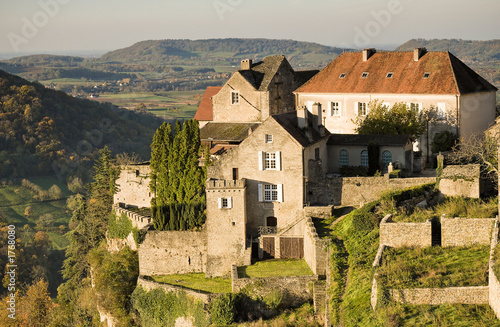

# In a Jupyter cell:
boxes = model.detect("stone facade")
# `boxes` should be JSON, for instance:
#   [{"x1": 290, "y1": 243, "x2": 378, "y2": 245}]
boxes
[
  {"x1": 390, "y1": 286, "x2": 490, "y2": 305},
  {"x1": 138, "y1": 231, "x2": 207, "y2": 276},
  {"x1": 114, "y1": 164, "x2": 152, "y2": 208},
  {"x1": 441, "y1": 216, "x2": 495, "y2": 247},
  {"x1": 489, "y1": 220, "x2": 500, "y2": 318},
  {"x1": 379, "y1": 215, "x2": 432, "y2": 248},
  {"x1": 114, "y1": 205, "x2": 152, "y2": 230},
  {"x1": 439, "y1": 164, "x2": 481, "y2": 198},
  {"x1": 303, "y1": 217, "x2": 329, "y2": 276},
  {"x1": 205, "y1": 179, "x2": 248, "y2": 277}
]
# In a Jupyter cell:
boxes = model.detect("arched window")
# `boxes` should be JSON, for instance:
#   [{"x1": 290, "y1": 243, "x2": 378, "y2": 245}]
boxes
[
  {"x1": 339, "y1": 149, "x2": 349, "y2": 167},
  {"x1": 360, "y1": 150, "x2": 369, "y2": 167},
  {"x1": 382, "y1": 150, "x2": 392, "y2": 168}
]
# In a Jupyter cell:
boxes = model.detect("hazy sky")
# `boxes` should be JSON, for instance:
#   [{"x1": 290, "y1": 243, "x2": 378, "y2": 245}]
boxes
[{"x1": 0, "y1": 0, "x2": 498, "y2": 57}]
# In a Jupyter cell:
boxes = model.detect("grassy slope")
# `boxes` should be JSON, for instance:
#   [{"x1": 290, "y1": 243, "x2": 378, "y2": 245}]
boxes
[{"x1": 152, "y1": 273, "x2": 231, "y2": 294}]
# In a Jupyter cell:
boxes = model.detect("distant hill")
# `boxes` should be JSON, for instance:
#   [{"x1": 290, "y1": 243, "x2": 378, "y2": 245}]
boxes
[
  {"x1": 0, "y1": 69, "x2": 162, "y2": 179},
  {"x1": 4, "y1": 54, "x2": 84, "y2": 66},
  {"x1": 99, "y1": 38, "x2": 352, "y2": 68},
  {"x1": 396, "y1": 39, "x2": 500, "y2": 64}
]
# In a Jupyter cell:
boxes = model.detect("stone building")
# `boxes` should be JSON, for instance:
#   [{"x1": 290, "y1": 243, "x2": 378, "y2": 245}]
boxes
[
  {"x1": 114, "y1": 162, "x2": 152, "y2": 208},
  {"x1": 294, "y1": 48, "x2": 498, "y2": 158}
]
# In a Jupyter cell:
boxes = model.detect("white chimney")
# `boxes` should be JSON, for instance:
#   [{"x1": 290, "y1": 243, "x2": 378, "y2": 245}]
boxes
[
  {"x1": 241, "y1": 59, "x2": 252, "y2": 70},
  {"x1": 312, "y1": 102, "x2": 322, "y2": 132},
  {"x1": 414, "y1": 48, "x2": 427, "y2": 61},
  {"x1": 362, "y1": 48, "x2": 376, "y2": 61},
  {"x1": 297, "y1": 106, "x2": 309, "y2": 129}
]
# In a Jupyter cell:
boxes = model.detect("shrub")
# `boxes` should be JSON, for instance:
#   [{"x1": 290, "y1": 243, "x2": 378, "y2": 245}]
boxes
[
  {"x1": 209, "y1": 293, "x2": 237, "y2": 325},
  {"x1": 263, "y1": 288, "x2": 284, "y2": 311},
  {"x1": 67, "y1": 177, "x2": 84, "y2": 193},
  {"x1": 108, "y1": 212, "x2": 133, "y2": 239},
  {"x1": 48, "y1": 184, "x2": 62, "y2": 200},
  {"x1": 340, "y1": 166, "x2": 368, "y2": 177},
  {"x1": 431, "y1": 130, "x2": 457, "y2": 153}
]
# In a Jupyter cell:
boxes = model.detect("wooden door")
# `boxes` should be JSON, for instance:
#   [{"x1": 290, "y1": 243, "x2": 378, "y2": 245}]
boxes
[{"x1": 280, "y1": 237, "x2": 304, "y2": 259}]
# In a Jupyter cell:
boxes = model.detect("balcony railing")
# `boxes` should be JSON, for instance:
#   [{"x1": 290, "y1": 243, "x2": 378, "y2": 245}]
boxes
[{"x1": 259, "y1": 226, "x2": 277, "y2": 235}]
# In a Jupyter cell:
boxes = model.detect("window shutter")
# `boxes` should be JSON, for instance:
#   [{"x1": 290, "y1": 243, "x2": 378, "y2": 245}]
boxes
[
  {"x1": 276, "y1": 151, "x2": 281, "y2": 171},
  {"x1": 277, "y1": 184, "x2": 283, "y2": 202},
  {"x1": 218, "y1": 198, "x2": 222, "y2": 209},
  {"x1": 258, "y1": 151, "x2": 263, "y2": 171},
  {"x1": 355, "y1": 102, "x2": 358, "y2": 116},
  {"x1": 228, "y1": 197, "x2": 232, "y2": 209},
  {"x1": 258, "y1": 184, "x2": 263, "y2": 202},
  {"x1": 419, "y1": 103, "x2": 423, "y2": 112},
  {"x1": 338, "y1": 102, "x2": 342, "y2": 116}
]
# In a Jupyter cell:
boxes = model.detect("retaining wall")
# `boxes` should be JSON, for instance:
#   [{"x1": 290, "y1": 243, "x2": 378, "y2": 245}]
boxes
[
  {"x1": 304, "y1": 217, "x2": 329, "y2": 276},
  {"x1": 379, "y1": 215, "x2": 432, "y2": 248},
  {"x1": 439, "y1": 164, "x2": 481, "y2": 198},
  {"x1": 231, "y1": 265, "x2": 317, "y2": 308},
  {"x1": 107, "y1": 232, "x2": 136, "y2": 252},
  {"x1": 390, "y1": 286, "x2": 489, "y2": 305},
  {"x1": 441, "y1": 216, "x2": 495, "y2": 247},
  {"x1": 139, "y1": 230, "x2": 207, "y2": 276},
  {"x1": 489, "y1": 220, "x2": 500, "y2": 318},
  {"x1": 137, "y1": 276, "x2": 216, "y2": 304}
]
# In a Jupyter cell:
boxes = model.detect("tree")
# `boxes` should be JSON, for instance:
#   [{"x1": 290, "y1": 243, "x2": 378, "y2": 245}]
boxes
[
  {"x1": 48, "y1": 184, "x2": 62, "y2": 200},
  {"x1": 67, "y1": 177, "x2": 84, "y2": 193},
  {"x1": 451, "y1": 133, "x2": 498, "y2": 177},
  {"x1": 24, "y1": 206, "x2": 32, "y2": 217},
  {"x1": 35, "y1": 213, "x2": 53, "y2": 231},
  {"x1": 353, "y1": 101, "x2": 427, "y2": 138}
]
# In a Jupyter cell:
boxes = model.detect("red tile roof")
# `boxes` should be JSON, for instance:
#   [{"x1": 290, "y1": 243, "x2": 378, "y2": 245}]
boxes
[
  {"x1": 295, "y1": 51, "x2": 497, "y2": 95},
  {"x1": 194, "y1": 86, "x2": 222, "y2": 121}
]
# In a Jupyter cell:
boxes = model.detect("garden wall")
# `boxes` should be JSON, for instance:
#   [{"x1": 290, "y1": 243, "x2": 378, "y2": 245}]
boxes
[
  {"x1": 390, "y1": 286, "x2": 489, "y2": 305},
  {"x1": 489, "y1": 220, "x2": 500, "y2": 318},
  {"x1": 379, "y1": 215, "x2": 432, "y2": 248},
  {"x1": 139, "y1": 230, "x2": 207, "y2": 276},
  {"x1": 231, "y1": 265, "x2": 317, "y2": 308},
  {"x1": 438, "y1": 164, "x2": 481, "y2": 198},
  {"x1": 441, "y1": 217, "x2": 495, "y2": 247},
  {"x1": 114, "y1": 205, "x2": 152, "y2": 230}
]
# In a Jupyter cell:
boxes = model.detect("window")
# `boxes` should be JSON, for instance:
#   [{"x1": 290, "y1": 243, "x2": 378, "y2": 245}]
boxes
[
  {"x1": 231, "y1": 91, "x2": 239, "y2": 104},
  {"x1": 409, "y1": 102, "x2": 422, "y2": 114},
  {"x1": 258, "y1": 184, "x2": 283, "y2": 202},
  {"x1": 360, "y1": 150, "x2": 368, "y2": 167},
  {"x1": 423, "y1": 72, "x2": 430, "y2": 79},
  {"x1": 386, "y1": 72, "x2": 394, "y2": 78},
  {"x1": 218, "y1": 197, "x2": 232, "y2": 209},
  {"x1": 357, "y1": 102, "x2": 368, "y2": 116},
  {"x1": 232, "y1": 168, "x2": 238, "y2": 180},
  {"x1": 361, "y1": 72, "x2": 369, "y2": 78},
  {"x1": 266, "y1": 216, "x2": 277, "y2": 227},
  {"x1": 437, "y1": 102, "x2": 446, "y2": 119},
  {"x1": 382, "y1": 151, "x2": 392, "y2": 168},
  {"x1": 339, "y1": 149, "x2": 349, "y2": 167},
  {"x1": 331, "y1": 102, "x2": 341, "y2": 116},
  {"x1": 339, "y1": 73, "x2": 346, "y2": 79},
  {"x1": 258, "y1": 151, "x2": 281, "y2": 171},
  {"x1": 265, "y1": 134, "x2": 273, "y2": 143},
  {"x1": 315, "y1": 148, "x2": 320, "y2": 160},
  {"x1": 265, "y1": 152, "x2": 276, "y2": 169}
]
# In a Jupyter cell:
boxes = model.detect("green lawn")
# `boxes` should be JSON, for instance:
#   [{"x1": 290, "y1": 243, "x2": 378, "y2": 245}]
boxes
[
  {"x1": 377, "y1": 246, "x2": 490, "y2": 289},
  {"x1": 152, "y1": 273, "x2": 231, "y2": 294},
  {"x1": 237, "y1": 259, "x2": 313, "y2": 278}
]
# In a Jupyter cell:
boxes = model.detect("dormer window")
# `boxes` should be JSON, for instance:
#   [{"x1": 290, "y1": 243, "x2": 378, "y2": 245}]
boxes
[
  {"x1": 423, "y1": 72, "x2": 430, "y2": 79},
  {"x1": 339, "y1": 73, "x2": 346, "y2": 79},
  {"x1": 361, "y1": 72, "x2": 369, "y2": 78},
  {"x1": 231, "y1": 91, "x2": 240, "y2": 104},
  {"x1": 386, "y1": 72, "x2": 394, "y2": 78}
]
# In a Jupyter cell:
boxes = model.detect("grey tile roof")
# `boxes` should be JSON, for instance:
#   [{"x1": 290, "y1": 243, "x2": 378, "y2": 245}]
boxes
[
  {"x1": 200, "y1": 122, "x2": 260, "y2": 142},
  {"x1": 327, "y1": 134, "x2": 412, "y2": 146}
]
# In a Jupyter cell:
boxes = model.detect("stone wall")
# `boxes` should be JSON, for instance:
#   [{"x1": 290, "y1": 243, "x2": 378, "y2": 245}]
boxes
[
  {"x1": 379, "y1": 215, "x2": 432, "y2": 248},
  {"x1": 114, "y1": 164, "x2": 152, "y2": 208},
  {"x1": 439, "y1": 164, "x2": 481, "y2": 198},
  {"x1": 441, "y1": 216, "x2": 495, "y2": 247},
  {"x1": 303, "y1": 217, "x2": 329, "y2": 276},
  {"x1": 489, "y1": 220, "x2": 500, "y2": 318},
  {"x1": 390, "y1": 286, "x2": 489, "y2": 305},
  {"x1": 371, "y1": 245, "x2": 385, "y2": 310},
  {"x1": 138, "y1": 230, "x2": 207, "y2": 276},
  {"x1": 231, "y1": 265, "x2": 317, "y2": 308},
  {"x1": 303, "y1": 205, "x2": 334, "y2": 219},
  {"x1": 137, "y1": 276, "x2": 216, "y2": 304},
  {"x1": 308, "y1": 176, "x2": 436, "y2": 207},
  {"x1": 114, "y1": 205, "x2": 152, "y2": 230},
  {"x1": 107, "y1": 232, "x2": 137, "y2": 252}
]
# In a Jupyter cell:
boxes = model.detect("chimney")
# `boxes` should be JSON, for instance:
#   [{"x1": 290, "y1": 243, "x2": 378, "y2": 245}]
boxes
[
  {"x1": 414, "y1": 47, "x2": 427, "y2": 61},
  {"x1": 362, "y1": 48, "x2": 376, "y2": 61},
  {"x1": 311, "y1": 102, "x2": 322, "y2": 132},
  {"x1": 297, "y1": 106, "x2": 309, "y2": 129},
  {"x1": 241, "y1": 59, "x2": 252, "y2": 70}
]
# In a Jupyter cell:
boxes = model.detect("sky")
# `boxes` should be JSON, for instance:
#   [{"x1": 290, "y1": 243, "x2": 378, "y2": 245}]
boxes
[{"x1": 0, "y1": 0, "x2": 498, "y2": 57}]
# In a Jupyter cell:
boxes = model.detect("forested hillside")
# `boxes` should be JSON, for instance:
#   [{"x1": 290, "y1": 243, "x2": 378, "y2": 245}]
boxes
[{"x1": 0, "y1": 70, "x2": 163, "y2": 180}]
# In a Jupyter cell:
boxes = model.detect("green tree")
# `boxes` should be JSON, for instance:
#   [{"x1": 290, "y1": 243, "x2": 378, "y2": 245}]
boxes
[
  {"x1": 354, "y1": 101, "x2": 427, "y2": 138},
  {"x1": 48, "y1": 184, "x2": 62, "y2": 200}
]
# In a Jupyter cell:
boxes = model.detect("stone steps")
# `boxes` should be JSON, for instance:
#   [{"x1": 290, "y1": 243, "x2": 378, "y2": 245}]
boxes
[{"x1": 313, "y1": 281, "x2": 327, "y2": 314}]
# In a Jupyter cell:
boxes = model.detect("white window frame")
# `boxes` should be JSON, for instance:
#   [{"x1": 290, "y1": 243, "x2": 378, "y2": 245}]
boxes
[
  {"x1": 386, "y1": 72, "x2": 394, "y2": 78},
  {"x1": 258, "y1": 151, "x2": 281, "y2": 171},
  {"x1": 330, "y1": 102, "x2": 341, "y2": 116},
  {"x1": 218, "y1": 197, "x2": 233, "y2": 209},
  {"x1": 361, "y1": 72, "x2": 369, "y2": 78},
  {"x1": 356, "y1": 102, "x2": 368, "y2": 116},
  {"x1": 437, "y1": 102, "x2": 446, "y2": 119},
  {"x1": 258, "y1": 183, "x2": 283, "y2": 202},
  {"x1": 231, "y1": 91, "x2": 239, "y2": 105},
  {"x1": 265, "y1": 134, "x2": 273, "y2": 143}
]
